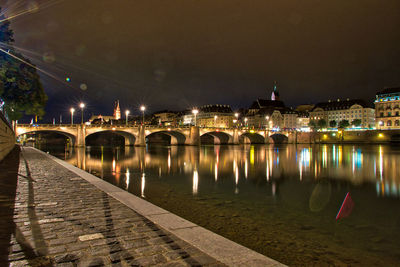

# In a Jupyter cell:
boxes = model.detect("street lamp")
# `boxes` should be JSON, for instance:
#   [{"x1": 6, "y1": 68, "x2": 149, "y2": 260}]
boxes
[
  {"x1": 244, "y1": 117, "x2": 248, "y2": 127},
  {"x1": 79, "y1": 103, "x2": 85, "y2": 124},
  {"x1": 70, "y1": 108, "x2": 75, "y2": 125},
  {"x1": 125, "y1": 110, "x2": 130, "y2": 126},
  {"x1": 265, "y1": 116, "x2": 270, "y2": 129},
  {"x1": 214, "y1": 115, "x2": 218, "y2": 127},
  {"x1": 140, "y1": 105, "x2": 146, "y2": 125},
  {"x1": 192, "y1": 109, "x2": 199, "y2": 126}
]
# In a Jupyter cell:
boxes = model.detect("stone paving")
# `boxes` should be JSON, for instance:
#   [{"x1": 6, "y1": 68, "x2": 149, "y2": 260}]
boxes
[{"x1": 0, "y1": 146, "x2": 226, "y2": 267}]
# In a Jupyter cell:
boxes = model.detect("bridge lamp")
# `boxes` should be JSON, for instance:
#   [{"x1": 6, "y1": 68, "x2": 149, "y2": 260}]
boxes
[
  {"x1": 192, "y1": 109, "x2": 199, "y2": 126},
  {"x1": 214, "y1": 115, "x2": 218, "y2": 127},
  {"x1": 125, "y1": 110, "x2": 130, "y2": 125},
  {"x1": 244, "y1": 117, "x2": 248, "y2": 127},
  {"x1": 265, "y1": 116, "x2": 270, "y2": 129},
  {"x1": 79, "y1": 103, "x2": 85, "y2": 124},
  {"x1": 140, "y1": 105, "x2": 146, "y2": 125},
  {"x1": 70, "y1": 108, "x2": 75, "y2": 125}
]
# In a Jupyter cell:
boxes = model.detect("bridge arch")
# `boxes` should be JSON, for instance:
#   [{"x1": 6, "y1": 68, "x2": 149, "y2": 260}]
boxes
[
  {"x1": 240, "y1": 132, "x2": 265, "y2": 144},
  {"x1": 200, "y1": 131, "x2": 233, "y2": 145},
  {"x1": 17, "y1": 130, "x2": 76, "y2": 146},
  {"x1": 269, "y1": 133, "x2": 289, "y2": 144},
  {"x1": 146, "y1": 131, "x2": 186, "y2": 145},
  {"x1": 85, "y1": 130, "x2": 136, "y2": 146}
]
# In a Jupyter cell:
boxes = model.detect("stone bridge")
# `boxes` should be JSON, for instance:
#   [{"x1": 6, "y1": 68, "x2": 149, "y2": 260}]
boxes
[{"x1": 15, "y1": 124, "x2": 301, "y2": 146}]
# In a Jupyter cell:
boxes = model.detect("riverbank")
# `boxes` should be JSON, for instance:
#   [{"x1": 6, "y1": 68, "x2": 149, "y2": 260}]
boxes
[{"x1": 0, "y1": 146, "x2": 282, "y2": 266}]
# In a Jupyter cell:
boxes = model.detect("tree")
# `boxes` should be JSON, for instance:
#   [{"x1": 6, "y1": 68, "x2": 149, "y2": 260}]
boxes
[
  {"x1": 317, "y1": 119, "x2": 327, "y2": 128},
  {"x1": 0, "y1": 9, "x2": 47, "y2": 121},
  {"x1": 352, "y1": 119, "x2": 362, "y2": 127},
  {"x1": 339, "y1": 120, "x2": 350, "y2": 128},
  {"x1": 309, "y1": 120, "x2": 317, "y2": 129},
  {"x1": 329, "y1": 120, "x2": 337, "y2": 127}
]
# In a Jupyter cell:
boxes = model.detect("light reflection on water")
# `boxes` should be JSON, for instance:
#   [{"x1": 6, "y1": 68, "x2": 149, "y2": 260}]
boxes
[{"x1": 43, "y1": 144, "x2": 400, "y2": 265}]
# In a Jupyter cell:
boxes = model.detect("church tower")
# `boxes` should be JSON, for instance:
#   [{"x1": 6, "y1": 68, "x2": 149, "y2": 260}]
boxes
[
  {"x1": 113, "y1": 100, "x2": 121, "y2": 120},
  {"x1": 271, "y1": 81, "x2": 280, "y2": 101}
]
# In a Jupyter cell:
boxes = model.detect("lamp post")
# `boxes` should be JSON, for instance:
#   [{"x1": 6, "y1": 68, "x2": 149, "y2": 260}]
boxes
[
  {"x1": 192, "y1": 109, "x2": 199, "y2": 126},
  {"x1": 140, "y1": 105, "x2": 146, "y2": 125},
  {"x1": 70, "y1": 108, "x2": 75, "y2": 125},
  {"x1": 214, "y1": 115, "x2": 218, "y2": 127},
  {"x1": 125, "y1": 110, "x2": 130, "y2": 126},
  {"x1": 234, "y1": 113, "x2": 239, "y2": 128},
  {"x1": 244, "y1": 117, "x2": 248, "y2": 128},
  {"x1": 79, "y1": 103, "x2": 85, "y2": 124},
  {"x1": 265, "y1": 116, "x2": 270, "y2": 130}
]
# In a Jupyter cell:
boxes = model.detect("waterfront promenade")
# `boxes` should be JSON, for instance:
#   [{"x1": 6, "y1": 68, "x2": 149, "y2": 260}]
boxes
[{"x1": 0, "y1": 146, "x2": 282, "y2": 267}]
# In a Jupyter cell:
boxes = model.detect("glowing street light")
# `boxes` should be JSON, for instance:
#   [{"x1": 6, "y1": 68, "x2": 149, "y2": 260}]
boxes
[
  {"x1": 70, "y1": 108, "x2": 75, "y2": 125},
  {"x1": 125, "y1": 110, "x2": 130, "y2": 126},
  {"x1": 140, "y1": 105, "x2": 146, "y2": 125},
  {"x1": 244, "y1": 117, "x2": 248, "y2": 127},
  {"x1": 79, "y1": 103, "x2": 85, "y2": 124},
  {"x1": 265, "y1": 116, "x2": 270, "y2": 129},
  {"x1": 214, "y1": 115, "x2": 218, "y2": 127},
  {"x1": 192, "y1": 109, "x2": 199, "y2": 126}
]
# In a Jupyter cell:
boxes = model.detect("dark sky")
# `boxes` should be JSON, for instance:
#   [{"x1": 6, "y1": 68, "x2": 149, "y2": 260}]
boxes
[{"x1": 1, "y1": 0, "x2": 400, "y2": 121}]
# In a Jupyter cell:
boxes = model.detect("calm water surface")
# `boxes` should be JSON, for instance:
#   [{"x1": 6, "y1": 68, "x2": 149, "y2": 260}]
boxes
[{"x1": 39, "y1": 144, "x2": 400, "y2": 266}]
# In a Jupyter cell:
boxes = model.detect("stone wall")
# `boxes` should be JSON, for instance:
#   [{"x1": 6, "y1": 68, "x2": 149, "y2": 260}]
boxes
[{"x1": 0, "y1": 112, "x2": 15, "y2": 162}]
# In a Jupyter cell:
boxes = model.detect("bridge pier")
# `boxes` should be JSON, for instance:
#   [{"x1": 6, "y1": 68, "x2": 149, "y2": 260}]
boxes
[
  {"x1": 232, "y1": 129, "x2": 240, "y2": 145},
  {"x1": 135, "y1": 125, "x2": 146, "y2": 146},
  {"x1": 76, "y1": 125, "x2": 86, "y2": 147},
  {"x1": 188, "y1": 126, "x2": 200, "y2": 146}
]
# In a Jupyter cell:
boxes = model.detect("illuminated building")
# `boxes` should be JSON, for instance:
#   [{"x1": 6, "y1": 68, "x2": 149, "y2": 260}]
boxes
[
  {"x1": 113, "y1": 100, "x2": 121, "y2": 120},
  {"x1": 375, "y1": 87, "x2": 400, "y2": 129},
  {"x1": 310, "y1": 99, "x2": 375, "y2": 128},
  {"x1": 182, "y1": 105, "x2": 234, "y2": 128},
  {"x1": 153, "y1": 111, "x2": 178, "y2": 126}
]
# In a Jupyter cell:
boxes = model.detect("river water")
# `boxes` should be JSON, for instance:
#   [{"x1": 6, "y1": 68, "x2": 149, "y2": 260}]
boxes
[{"x1": 38, "y1": 143, "x2": 400, "y2": 266}]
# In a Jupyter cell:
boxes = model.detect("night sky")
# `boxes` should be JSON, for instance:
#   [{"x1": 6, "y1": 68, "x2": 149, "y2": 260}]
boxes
[{"x1": 1, "y1": 0, "x2": 400, "y2": 122}]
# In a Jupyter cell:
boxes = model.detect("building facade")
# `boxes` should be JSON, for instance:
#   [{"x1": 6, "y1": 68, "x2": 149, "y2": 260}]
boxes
[
  {"x1": 310, "y1": 99, "x2": 375, "y2": 128},
  {"x1": 375, "y1": 87, "x2": 400, "y2": 129},
  {"x1": 182, "y1": 104, "x2": 234, "y2": 128}
]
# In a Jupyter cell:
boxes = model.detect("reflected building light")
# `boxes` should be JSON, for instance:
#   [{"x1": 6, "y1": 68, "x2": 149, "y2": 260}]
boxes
[
  {"x1": 233, "y1": 159, "x2": 236, "y2": 173},
  {"x1": 385, "y1": 182, "x2": 390, "y2": 196},
  {"x1": 266, "y1": 160, "x2": 270, "y2": 181},
  {"x1": 332, "y1": 145, "x2": 336, "y2": 165},
  {"x1": 112, "y1": 158, "x2": 116, "y2": 174},
  {"x1": 214, "y1": 163, "x2": 218, "y2": 182},
  {"x1": 168, "y1": 150, "x2": 171, "y2": 171},
  {"x1": 141, "y1": 173, "x2": 146, "y2": 198},
  {"x1": 314, "y1": 161, "x2": 318, "y2": 178},
  {"x1": 159, "y1": 167, "x2": 162, "y2": 177},
  {"x1": 244, "y1": 159, "x2": 248, "y2": 179},
  {"x1": 299, "y1": 159, "x2": 302, "y2": 181},
  {"x1": 322, "y1": 145, "x2": 327, "y2": 168},
  {"x1": 272, "y1": 182, "x2": 276, "y2": 196},
  {"x1": 126, "y1": 169, "x2": 130, "y2": 190},
  {"x1": 379, "y1": 146, "x2": 383, "y2": 181},
  {"x1": 376, "y1": 181, "x2": 380, "y2": 196},
  {"x1": 235, "y1": 165, "x2": 239, "y2": 185},
  {"x1": 250, "y1": 146, "x2": 255, "y2": 165},
  {"x1": 391, "y1": 182, "x2": 397, "y2": 196},
  {"x1": 193, "y1": 170, "x2": 198, "y2": 195},
  {"x1": 338, "y1": 146, "x2": 342, "y2": 166}
]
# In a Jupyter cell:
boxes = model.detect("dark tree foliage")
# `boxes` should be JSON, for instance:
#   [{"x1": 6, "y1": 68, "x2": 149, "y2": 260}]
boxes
[
  {"x1": 329, "y1": 120, "x2": 337, "y2": 127},
  {"x1": 317, "y1": 119, "x2": 327, "y2": 128},
  {"x1": 352, "y1": 119, "x2": 362, "y2": 127},
  {"x1": 0, "y1": 8, "x2": 47, "y2": 121},
  {"x1": 339, "y1": 120, "x2": 350, "y2": 128}
]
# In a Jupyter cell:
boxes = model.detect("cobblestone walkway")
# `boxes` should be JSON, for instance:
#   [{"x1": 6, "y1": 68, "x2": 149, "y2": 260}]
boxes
[{"x1": 0, "y1": 147, "x2": 225, "y2": 267}]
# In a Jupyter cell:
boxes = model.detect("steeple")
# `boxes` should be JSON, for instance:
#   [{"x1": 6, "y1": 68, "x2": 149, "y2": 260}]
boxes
[
  {"x1": 113, "y1": 100, "x2": 121, "y2": 120},
  {"x1": 271, "y1": 81, "x2": 280, "y2": 101}
]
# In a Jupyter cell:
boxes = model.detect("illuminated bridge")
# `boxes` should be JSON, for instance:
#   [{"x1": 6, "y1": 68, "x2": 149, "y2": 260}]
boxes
[{"x1": 15, "y1": 124, "x2": 304, "y2": 146}]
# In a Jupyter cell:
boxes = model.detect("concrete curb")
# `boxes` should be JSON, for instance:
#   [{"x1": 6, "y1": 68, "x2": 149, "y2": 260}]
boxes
[{"x1": 30, "y1": 147, "x2": 285, "y2": 267}]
